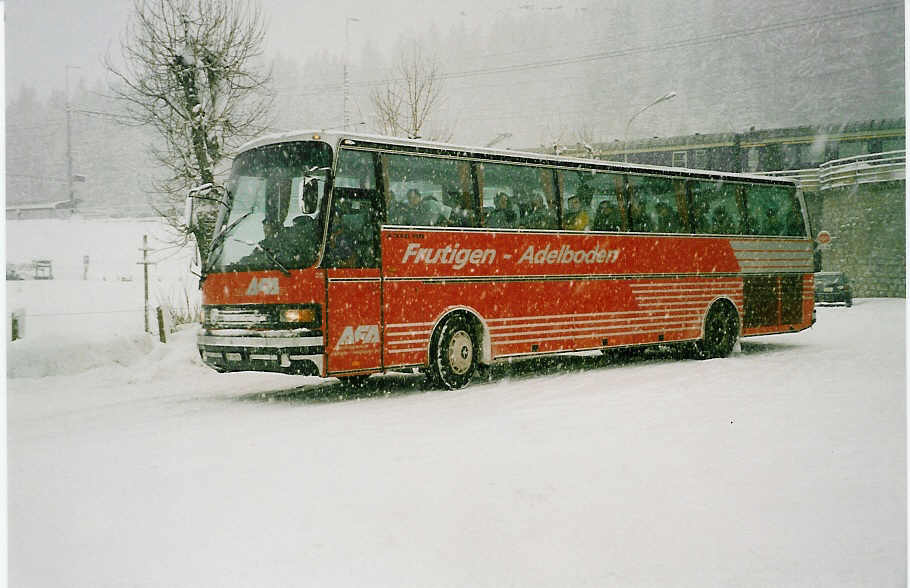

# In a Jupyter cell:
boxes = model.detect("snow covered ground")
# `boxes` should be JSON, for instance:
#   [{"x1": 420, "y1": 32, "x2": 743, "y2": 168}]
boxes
[{"x1": 5, "y1": 218, "x2": 907, "y2": 587}]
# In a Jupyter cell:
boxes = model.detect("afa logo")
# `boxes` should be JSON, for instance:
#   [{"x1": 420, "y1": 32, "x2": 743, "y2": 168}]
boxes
[
  {"x1": 335, "y1": 325, "x2": 380, "y2": 349},
  {"x1": 245, "y1": 277, "x2": 280, "y2": 296}
]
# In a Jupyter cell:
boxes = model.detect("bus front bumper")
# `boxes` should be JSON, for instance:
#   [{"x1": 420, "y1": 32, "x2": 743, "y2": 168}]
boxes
[{"x1": 197, "y1": 329, "x2": 324, "y2": 376}]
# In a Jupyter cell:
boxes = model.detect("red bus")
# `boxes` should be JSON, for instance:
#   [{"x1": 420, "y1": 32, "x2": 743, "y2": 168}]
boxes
[{"x1": 187, "y1": 131, "x2": 816, "y2": 389}]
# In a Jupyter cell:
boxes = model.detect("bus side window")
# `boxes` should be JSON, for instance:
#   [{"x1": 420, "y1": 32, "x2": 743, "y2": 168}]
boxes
[
  {"x1": 335, "y1": 149, "x2": 377, "y2": 189},
  {"x1": 628, "y1": 175, "x2": 682, "y2": 233},
  {"x1": 481, "y1": 162, "x2": 554, "y2": 230},
  {"x1": 590, "y1": 173, "x2": 624, "y2": 232},
  {"x1": 558, "y1": 169, "x2": 592, "y2": 231},
  {"x1": 558, "y1": 169, "x2": 619, "y2": 232},
  {"x1": 690, "y1": 180, "x2": 742, "y2": 235},
  {"x1": 744, "y1": 184, "x2": 801, "y2": 236},
  {"x1": 384, "y1": 152, "x2": 475, "y2": 227}
]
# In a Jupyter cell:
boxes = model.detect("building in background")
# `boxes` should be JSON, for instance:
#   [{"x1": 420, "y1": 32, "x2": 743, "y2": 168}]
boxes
[{"x1": 558, "y1": 119, "x2": 906, "y2": 298}]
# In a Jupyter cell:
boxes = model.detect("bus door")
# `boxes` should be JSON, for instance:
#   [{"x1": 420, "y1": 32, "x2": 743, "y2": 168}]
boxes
[{"x1": 324, "y1": 187, "x2": 383, "y2": 375}]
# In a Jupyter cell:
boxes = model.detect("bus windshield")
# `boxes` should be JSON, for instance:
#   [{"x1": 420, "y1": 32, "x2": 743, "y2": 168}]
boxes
[{"x1": 207, "y1": 141, "x2": 333, "y2": 274}]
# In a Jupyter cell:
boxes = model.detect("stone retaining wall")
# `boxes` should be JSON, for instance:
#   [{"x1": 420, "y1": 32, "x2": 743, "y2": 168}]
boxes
[{"x1": 805, "y1": 181, "x2": 906, "y2": 297}]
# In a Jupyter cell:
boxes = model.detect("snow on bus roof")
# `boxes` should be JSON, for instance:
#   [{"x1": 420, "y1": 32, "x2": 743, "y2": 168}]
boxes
[{"x1": 236, "y1": 130, "x2": 797, "y2": 186}]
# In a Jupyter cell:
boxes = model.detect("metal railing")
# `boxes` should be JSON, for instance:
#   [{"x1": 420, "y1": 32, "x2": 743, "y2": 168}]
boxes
[
  {"x1": 762, "y1": 150, "x2": 905, "y2": 190},
  {"x1": 761, "y1": 167, "x2": 821, "y2": 191}
]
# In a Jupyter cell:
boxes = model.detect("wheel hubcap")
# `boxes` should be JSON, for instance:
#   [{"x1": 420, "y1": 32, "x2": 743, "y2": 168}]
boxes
[{"x1": 448, "y1": 330, "x2": 473, "y2": 375}]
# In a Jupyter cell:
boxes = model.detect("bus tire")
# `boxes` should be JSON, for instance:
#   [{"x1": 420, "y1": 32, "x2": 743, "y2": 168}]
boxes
[
  {"x1": 429, "y1": 315, "x2": 478, "y2": 390},
  {"x1": 696, "y1": 301, "x2": 739, "y2": 359}
]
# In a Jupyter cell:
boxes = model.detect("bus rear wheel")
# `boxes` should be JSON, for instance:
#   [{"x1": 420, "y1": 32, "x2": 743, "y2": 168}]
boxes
[
  {"x1": 429, "y1": 315, "x2": 478, "y2": 390},
  {"x1": 695, "y1": 301, "x2": 739, "y2": 359}
]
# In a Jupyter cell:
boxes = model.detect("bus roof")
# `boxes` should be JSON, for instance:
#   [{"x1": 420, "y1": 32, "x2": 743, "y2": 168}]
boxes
[{"x1": 237, "y1": 129, "x2": 799, "y2": 187}]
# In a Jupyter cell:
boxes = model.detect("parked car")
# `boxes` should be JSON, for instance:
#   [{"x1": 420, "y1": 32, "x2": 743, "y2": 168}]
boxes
[
  {"x1": 5, "y1": 264, "x2": 23, "y2": 280},
  {"x1": 814, "y1": 271, "x2": 853, "y2": 306}
]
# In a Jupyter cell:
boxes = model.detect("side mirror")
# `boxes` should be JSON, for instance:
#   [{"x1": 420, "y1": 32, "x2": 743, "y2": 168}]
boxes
[
  {"x1": 185, "y1": 183, "x2": 229, "y2": 230},
  {"x1": 188, "y1": 244, "x2": 203, "y2": 280},
  {"x1": 298, "y1": 166, "x2": 331, "y2": 215},
  {"x1": 299, "y1": 177, "x2": 320, "y2": 215}
]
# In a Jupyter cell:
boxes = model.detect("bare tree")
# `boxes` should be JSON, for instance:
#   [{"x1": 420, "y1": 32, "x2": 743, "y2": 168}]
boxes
[
  {"x1": 106, "y1": 0, "x2": 271, "y2": 262},
  {"x1": 369, "y1": 39, "x2": 448, "y2": 140},
  {"x1": 370, "y1": 83, "x2": 403, "y2": 137}
]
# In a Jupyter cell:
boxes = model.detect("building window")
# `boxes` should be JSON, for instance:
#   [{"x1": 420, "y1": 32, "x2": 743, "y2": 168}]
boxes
[{"x1": 672, "y1": 151, "x2": 688, "y2": 167}]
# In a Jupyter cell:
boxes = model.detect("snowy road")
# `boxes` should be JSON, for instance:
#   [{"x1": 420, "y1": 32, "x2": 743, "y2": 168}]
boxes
[{"x1": 8, "y1": 300, "x2": 906, "y2": 587}]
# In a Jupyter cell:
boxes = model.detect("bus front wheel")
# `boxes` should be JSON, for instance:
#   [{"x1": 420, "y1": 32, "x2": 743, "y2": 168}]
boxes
[
  {"x1": 429, "y1": 315, "x2": 478, "y2": 389},
  {"x1": 695, "y1": 302, "x2": 739, "y2": 359}
]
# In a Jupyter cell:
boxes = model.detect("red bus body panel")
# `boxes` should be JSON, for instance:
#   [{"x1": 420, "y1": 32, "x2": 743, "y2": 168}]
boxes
[
  {"x1": 380, "y1": 228, "x2": 814, "y2": 368},
  {"x1": 200, "y1": 230, "x2": 813, "y2": 376},
  {"x1": 202, "y1": 268, "x2": 326, "y2": 307}
]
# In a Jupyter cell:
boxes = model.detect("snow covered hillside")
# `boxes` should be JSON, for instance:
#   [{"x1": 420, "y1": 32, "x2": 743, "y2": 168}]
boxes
[{"x1": 6, "y1": 231, "x2": 907, "y2": 587}]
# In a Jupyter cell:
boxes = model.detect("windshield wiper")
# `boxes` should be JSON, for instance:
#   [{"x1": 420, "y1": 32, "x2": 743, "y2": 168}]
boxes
[
  {"x1": 204, "y1": 210, "x2": 256, "y2": 273},
  {"x1": 232, "y1": 238, "x2": 292, "y2": 277},
  {"x1": 213, "y1": 210, "x2": 254, "y2": 246}
]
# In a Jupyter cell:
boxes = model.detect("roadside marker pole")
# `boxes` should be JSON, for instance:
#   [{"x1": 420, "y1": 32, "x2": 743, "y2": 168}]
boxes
[{"x1": 137, "y1": 234, "x2": 155, "y2": 334}]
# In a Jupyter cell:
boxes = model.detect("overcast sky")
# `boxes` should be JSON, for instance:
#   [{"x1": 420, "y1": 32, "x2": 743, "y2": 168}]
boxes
[
  {"x1": 5, "y1": 0, "x2": 904, "y2": 147},
  {"x1": 5, "y1": 0, "x2": 527, "y2": 98}
]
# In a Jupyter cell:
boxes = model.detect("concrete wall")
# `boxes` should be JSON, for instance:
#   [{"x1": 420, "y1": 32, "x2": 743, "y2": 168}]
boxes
[{"x1": 808, "y1": 181, "x2": 905, "y2": 297}]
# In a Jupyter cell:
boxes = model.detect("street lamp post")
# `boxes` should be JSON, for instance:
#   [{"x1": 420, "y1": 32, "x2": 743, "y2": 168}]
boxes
[
  {"x1": 624, "y1": 91, "x2": 677, "y2": 163},
  {"x1": 343, "y1": 17, "x2": 360, "y2": 131}
]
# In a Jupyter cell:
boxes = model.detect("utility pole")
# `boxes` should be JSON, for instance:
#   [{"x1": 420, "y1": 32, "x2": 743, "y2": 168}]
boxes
[
  {"x1": 343, "y1": 17, "x2": 360, "y2": 131},
  {"x1": 138, "y1": 235, "x2": 154, "y2": 333}
]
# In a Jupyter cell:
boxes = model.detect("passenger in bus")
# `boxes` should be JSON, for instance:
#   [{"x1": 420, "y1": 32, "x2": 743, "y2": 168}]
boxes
[
  {"x1": 654, "y1": 202, "x2": 678, "y2": 233},
  {"x1": 486, "y1": 192, "x2": 517, "y2": 228},
  {"x1": 521, "y1": 193, "x2": 558, "y2": 229},
  {"x1": 564, "y1": 195, "x2": 590, "y2": 231},
  {"x1": 398, "y1": 188, "x2": 436, "y2": 226},
  {"x1": 445, "y1": 187, "x2": 475, "y2": 227},
  {"x1": 591, "y1": 200, "x2": 623, "y2": 231},
  {"x1": 627, "y1": 198, "x2": 651, "y2": 232},
  {"x1": 710, "y1": 205, "x2": 737, "y2": 234}
]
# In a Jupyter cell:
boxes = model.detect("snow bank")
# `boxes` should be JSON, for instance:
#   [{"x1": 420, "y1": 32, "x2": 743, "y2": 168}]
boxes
[
  {"x1": 7, "y1": 332, "x2": 156, "y2": 378},
  {"x1": 6, "y1": 217, "x2": 201, "y2": 378}
]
